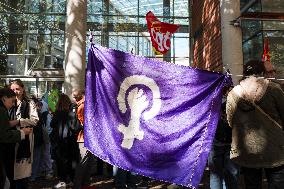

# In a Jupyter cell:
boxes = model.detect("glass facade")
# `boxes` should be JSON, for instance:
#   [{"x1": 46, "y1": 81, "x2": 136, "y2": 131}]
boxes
[
  {"x1": 240, "y1": 0, "x2": 284, "y2": 78},
  {"x1": 0, "y1": 0, "x2": 191, "y2": 96},
  {"x1": 87, "y1": 0, "x2": 190, "y2": 64},
  {"x1": 1, "y1": 0, "x2": 283, "y2": 95},
  {"x1": 0, "y1": 0, "x2": 66, "y2": 73},
  {"x1": 0, "y1": 0, "x2": 66, "y2": 94}
]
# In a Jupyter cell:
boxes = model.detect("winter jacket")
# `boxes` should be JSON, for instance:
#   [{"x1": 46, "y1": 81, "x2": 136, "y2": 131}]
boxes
[
  {"x1": 0, "y1": 101, "x2": 22, "y2": 189},
  {"x1": 50, "y1": 110, "x2": 80, "y2": 162},
  {"x1": 226, "y1": 76, "x2": 284, "y2": 168},
  {"x1": 0, "y1": 102, "x2": 22, "y2": 144}
]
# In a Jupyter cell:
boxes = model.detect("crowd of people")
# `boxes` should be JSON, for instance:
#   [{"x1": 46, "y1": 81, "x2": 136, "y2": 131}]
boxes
[{"x1": 0, "y1": 59, "x2": 283, "y2": 189}]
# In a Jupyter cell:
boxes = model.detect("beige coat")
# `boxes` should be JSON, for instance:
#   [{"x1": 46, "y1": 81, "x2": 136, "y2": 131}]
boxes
[
  {"x1": 226, "y1": 76, "x2": 284, "y2": 168},
  {"x1": 14, "y1": 100, "x2": 39, "y2": 180}
]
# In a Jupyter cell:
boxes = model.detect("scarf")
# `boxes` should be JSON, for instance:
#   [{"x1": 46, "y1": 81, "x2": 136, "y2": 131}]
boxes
[{"x1": 9, "y1": 100, "x2": 31, "y2": 161}]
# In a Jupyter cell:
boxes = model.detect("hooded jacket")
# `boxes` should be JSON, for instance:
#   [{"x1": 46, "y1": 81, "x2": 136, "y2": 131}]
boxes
[{"x1": 226, "y1": 76, "x2": 284, "y2": 168}]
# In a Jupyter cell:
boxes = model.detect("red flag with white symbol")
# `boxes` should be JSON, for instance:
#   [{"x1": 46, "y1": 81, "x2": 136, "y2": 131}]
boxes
[{"x1": 146, "y1": 11, "x2": 179, "y2": 55}]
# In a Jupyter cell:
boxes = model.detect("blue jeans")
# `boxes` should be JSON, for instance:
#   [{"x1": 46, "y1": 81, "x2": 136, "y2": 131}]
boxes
[
  {"x1": 31, "y1": 146, "x2": 42, "y2": 180},
  {"x1": 208, "y1": 144, "x2": 239, "y2": 189},
  {"x1": 40, "y1": 142, "x2": 53, "y2": 175}
]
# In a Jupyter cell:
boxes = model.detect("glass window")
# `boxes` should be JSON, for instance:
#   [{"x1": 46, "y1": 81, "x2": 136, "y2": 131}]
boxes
[
  {"x1": 172, "y1": 33, "x2": 190, "y2": 66},
  {"x1": 242, "y1": 19, "x2": 284, "y2": 79},
  {"x1": 88, "y1": 0, "x2": 191, "y2": 63},
  {"x1": 242, "y1": 32, "x2": 263, "y2": 63},
  {"x1": 139, "y1": 0, "x2": 163, "y2": 17},
  {"x1": 0, "y1": 0, "x2": 66, "y2": 76},
  {"x1": 240, "y1": 0, "x2": 261, "y2": 12},
  {"x1": 242, "y1": 20, "x2": 262, "y2": 41},
  {"x1": 261, "y1": 0, "x2": 284, "y2": 13},
  {"x1": 1, "y1": 0, "x2": 191, "y2": 96},
  {"x1": 263, "y1": 31, "x2": 284, "y2": 79}
]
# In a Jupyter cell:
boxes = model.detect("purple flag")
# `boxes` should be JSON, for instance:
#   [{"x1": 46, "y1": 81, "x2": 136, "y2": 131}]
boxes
[{"x1": 85, "y1": 44, "x2": 230, "y2": 188}]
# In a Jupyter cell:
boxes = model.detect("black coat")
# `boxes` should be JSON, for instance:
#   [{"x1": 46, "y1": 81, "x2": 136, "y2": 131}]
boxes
[
  {"x1": 0, "y1": 101, "x2": 21, "y2": 188},
  {"x1": 50, "y1": 110, "x2": 80, "y2": 161}
]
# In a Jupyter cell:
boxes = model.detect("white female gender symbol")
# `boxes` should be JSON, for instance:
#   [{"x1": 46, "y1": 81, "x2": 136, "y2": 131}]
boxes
[{"x1": 117, "y1": 75, "x2": 161, "y2": 149}]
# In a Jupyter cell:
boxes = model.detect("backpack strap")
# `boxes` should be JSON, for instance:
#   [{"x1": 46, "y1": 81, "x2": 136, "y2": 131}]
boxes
[{"x1": 252, "y1": 102, "x2": 282, "y2": 129}]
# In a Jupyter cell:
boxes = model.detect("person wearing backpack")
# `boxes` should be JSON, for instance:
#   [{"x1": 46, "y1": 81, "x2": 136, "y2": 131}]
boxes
[{"x1": 226, "y1": 60, "x2": 284, "y2": 189}]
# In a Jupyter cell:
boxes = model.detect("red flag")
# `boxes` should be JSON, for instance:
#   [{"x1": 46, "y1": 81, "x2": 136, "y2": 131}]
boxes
[
  {"x1": 146, "y1": 11, "x2": 179, "y2": 55},
  {"x1": 262, "y1": 37, "x2": 275, "y2": 76},
  {"x1": 262, "y1": 37, "x2": 271, "y2": 62}
]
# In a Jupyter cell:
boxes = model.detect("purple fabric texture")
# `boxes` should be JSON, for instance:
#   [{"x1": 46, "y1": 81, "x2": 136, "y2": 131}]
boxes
[{"x1": 85, "y1": 44, "x2": 230, "y2": 188}]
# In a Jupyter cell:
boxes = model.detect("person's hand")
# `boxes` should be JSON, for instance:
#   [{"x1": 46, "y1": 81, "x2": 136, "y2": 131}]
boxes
[
  {"x1": 9, "y1": 120, "x2": 19, "y2": 127},
  {"x1": 21, "y1": 127, "x2": 33, "y2": 135}
]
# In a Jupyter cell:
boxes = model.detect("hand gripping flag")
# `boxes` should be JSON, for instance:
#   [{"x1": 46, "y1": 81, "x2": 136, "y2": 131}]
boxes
[
  {"x1": 146, "y1": 11, "x2": 179, "y2": 55},
  {"x1": 85, "y1": 44, "x2": 231, "y2": 188}
]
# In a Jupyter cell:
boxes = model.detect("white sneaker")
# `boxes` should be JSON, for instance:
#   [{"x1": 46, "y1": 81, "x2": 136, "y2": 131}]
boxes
[{"x1": 54, "y1": 181, "x2": 66, "y2": 189}]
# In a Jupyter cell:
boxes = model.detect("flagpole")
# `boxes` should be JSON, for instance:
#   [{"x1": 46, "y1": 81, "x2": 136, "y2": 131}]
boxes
[{"x1": 89, "y1": 29, "x2": 94, "y2": 44}]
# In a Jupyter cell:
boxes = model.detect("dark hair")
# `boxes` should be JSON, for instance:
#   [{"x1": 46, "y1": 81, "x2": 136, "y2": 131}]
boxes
[
  {"x1": 56, "y1": 93, "x2": 72, "y2": 112},
  {"x1": 0, "y1": 87, "x2": 16, "y2": 98},
  {"x1": 36, "y1": 101, "x2": 43, "y2": 106},
  {"x1": 9, "y1": 79, "x2": 28, "y2": 100},
  {"x1": 243, "y1": 60, "x2": 265, "y2": 76}
]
